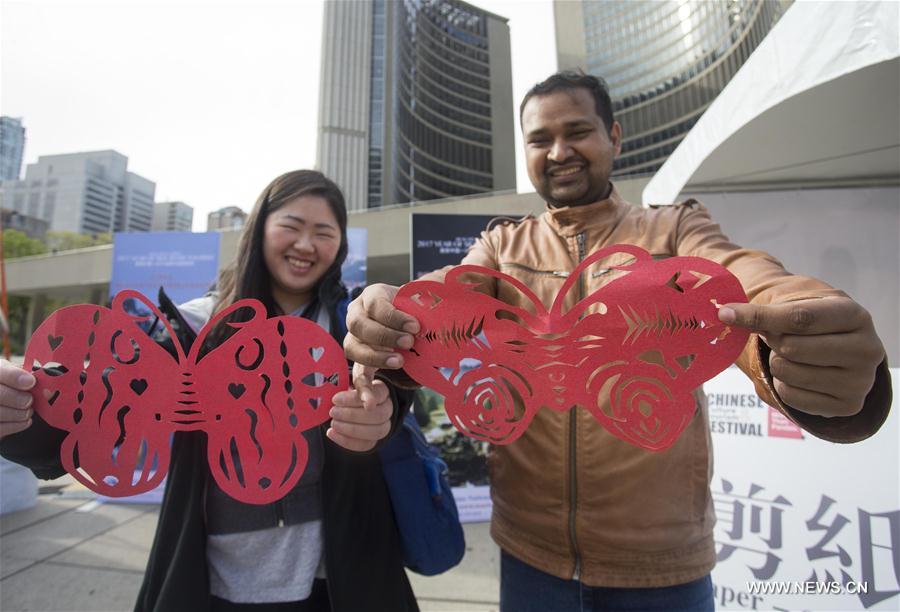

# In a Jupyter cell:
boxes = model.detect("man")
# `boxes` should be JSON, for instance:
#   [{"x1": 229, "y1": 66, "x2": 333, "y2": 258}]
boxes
[{"x1": 345, "y1": 72, "x2": 891, "y2": 611}]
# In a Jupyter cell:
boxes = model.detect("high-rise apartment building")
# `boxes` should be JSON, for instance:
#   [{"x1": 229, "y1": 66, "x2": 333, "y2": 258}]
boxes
[
  {"x1": 0, "y1": 150, "x2": 155, "y2": 234},
  {"x1": 207, "y1": 206, "x2": 247, "y2": 231},
  {"x1": 317, "y1": 0, "x2": 516, "y2": 211},
  {"x1": 555, "y1": 0, "x2": 789, "y2": 177},
  {"x1": 0, "y1": 117, "x2": 26, "y2": 181},
  {"x1": 152, "y1": 201, "x2": 194, "y2": 232}
]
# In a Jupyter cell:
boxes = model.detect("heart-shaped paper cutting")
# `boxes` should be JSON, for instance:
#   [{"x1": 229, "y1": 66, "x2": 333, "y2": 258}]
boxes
[
  {"x1": 24, "y1": 291, "x2": 348, "y2": 504},
  {"x1": 394, "y1": 245, "x2": 750, "y2": 451}
]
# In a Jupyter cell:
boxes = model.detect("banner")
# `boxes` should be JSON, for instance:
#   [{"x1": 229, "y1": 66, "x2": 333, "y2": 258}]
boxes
[
  {"x1": 416, "y1": 370, "x2": 491, "y2": 523},
  {"x1": 344, "y1": 227, "x2": 367, "y2": 292},
  {"x1": 107, "y1": 231, "x2": 220, "y2": 503},
  {"x1": 709, "y1": 367, "x2": 899, "y2": 611},
  {"x1": 110, "y1": 231, "x2": 220, "y2": 314},
  {"x1": 411, "y1": 214, "x2": 509, "y2": 521},
  {"x1": 410, "y1": 213, "x2": 506, "y2": 280}
]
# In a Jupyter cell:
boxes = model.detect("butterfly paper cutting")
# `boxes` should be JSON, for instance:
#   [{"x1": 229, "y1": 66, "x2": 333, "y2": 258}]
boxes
[
  {"x1": 394, "y1": 245, "x2": 750, "y2": 451},
  {"x1": 24, "y1": 291, "x2": 348, "y2": 504}
]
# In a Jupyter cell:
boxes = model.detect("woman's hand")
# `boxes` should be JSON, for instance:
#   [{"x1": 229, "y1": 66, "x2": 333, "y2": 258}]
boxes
[
  {"x1": 0, "y1": 359, "x2": 36, "y2": 439},
  {"x1": 326, "y1": 378, "x2": 393, "y2": 452}
]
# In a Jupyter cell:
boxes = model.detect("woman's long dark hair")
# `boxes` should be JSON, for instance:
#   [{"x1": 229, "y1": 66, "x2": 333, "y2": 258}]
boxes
[{"x1": 211, "y1": 170, "x2": 348, "y2": 336}]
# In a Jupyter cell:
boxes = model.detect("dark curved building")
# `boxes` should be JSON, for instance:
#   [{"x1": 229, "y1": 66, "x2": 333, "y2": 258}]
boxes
[
  {"x1": 318, "y1": 0, "x2": 515, "y2": 211},
  {"x1": 555, "y1": 0, "x2": 790, "y2": 177}
]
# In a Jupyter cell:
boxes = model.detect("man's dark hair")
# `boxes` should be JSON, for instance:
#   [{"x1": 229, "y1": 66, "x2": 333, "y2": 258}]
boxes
[{"x1": 519, "y1": 71, "x2": 615, "y2": 134}]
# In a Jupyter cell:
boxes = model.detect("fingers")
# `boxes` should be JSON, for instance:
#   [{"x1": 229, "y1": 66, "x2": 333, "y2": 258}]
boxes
[
  {"x1": 351, "y1": 362, "x2": 378, "y2": 408},
  {"x1": 763, "y1": 332, "x2": 873, "y2": 368},
  {"x1": 344, "y1": 284, "x2": 418, "y2": 370},
  {"x1": 327, "y1": 379, "x2": 393, "y2": 452},
  {"x1": 347, "y1": 312, "x2": 415, "y2": 352},
  {"x1": 1, "y1": 418, "x2": 33, "y2": 439},
  {"x1": 329, "y1": 402, "x2": 392, "y2": 425},
  {"x1": 361, "y1": 284, "x2": 420, "y2": 334},
  {"x1": 333, "y1": 377, "x2": 390, "y2": 410},
  {"x1": 753, "y1": 302, "x2": 884, "y2": 417},
  {"x1": 771, "y1": 379, "x2": 864, "y2": 418},
  {"x1": 0, "y1": 360, "x2": 36, "y2": 439},
  {"x1": 768, "y1": 354, "x2": 874, "y2": 401},
  {"x1": 0, "y1": 384, "x2": 35, "y2": 410},
  {"x1": 0, "y1": 360, "x2": 35, "y2": 390},
  {"x1": 718, "y1": 297, "x2": 870, "y2": 336},
  {"x1": 1, "y1": 405, "x2": 34, "y2": 423},
  {"x1": 344, "y1": 334, "x2": 404, "y2": 370}
]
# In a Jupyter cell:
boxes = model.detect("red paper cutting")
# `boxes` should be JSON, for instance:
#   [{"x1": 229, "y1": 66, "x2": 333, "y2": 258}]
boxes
[
  {"x1": 24, "y1": 291, "x2": 348, "y2": 504},
  {"x1": 394, "y1": 245, "x2": 750, "y2": 451}
]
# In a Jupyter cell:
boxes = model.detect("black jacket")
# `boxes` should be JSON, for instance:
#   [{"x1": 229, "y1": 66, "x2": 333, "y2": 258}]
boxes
[{"x1": 1, "y1": 293, "x2": 419, "y2": 612}]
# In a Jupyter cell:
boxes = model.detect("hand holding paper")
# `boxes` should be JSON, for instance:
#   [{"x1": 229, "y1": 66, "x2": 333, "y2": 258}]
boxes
[
  {"x1": 718, "y1": 296, "x2": 884, "y2": 417},
  {"x1": 344, "y1": 283, "x2": 418, "y2": 371},
  {"x1": 0, "y1": 360, "x2": 35, "y2": 439},
  {"x1": 327, "y1": 378, "x2": 393, "y2": 452}
]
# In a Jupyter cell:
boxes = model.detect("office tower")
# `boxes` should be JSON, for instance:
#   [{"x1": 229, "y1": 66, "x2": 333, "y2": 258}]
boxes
[
  {"x1": 317, "y1": 0, "x2": 516, "y2": 211},
  {"x1": 555, "y1": 0, "x2": 789, "y2": 176},
  {"x1": 207, "y1": 206, "x2": 247, "y2": 231},
  {"x1": 152, "y1": 201, "x2": 194, "y2": 231},
  {"x1": 0, "y1": 150, "x2": 155, "y2": 234},
  {"x1": 0, "y1": 117, "x2": 26, "y2": 181}
]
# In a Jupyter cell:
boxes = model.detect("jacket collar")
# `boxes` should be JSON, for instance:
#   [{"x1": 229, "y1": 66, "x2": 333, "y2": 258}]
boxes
[{"x1": 541, "y1": 183, "x2": 631, "y2": 237}]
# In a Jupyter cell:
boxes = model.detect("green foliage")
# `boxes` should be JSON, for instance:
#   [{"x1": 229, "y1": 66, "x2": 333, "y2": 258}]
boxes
[
  {"x1": 45, "y1": 231, "x2": 112, "y2": 252},
  {"x1": 2, "y1": 229, "x2": 48, "y2": 259},
  {"x1": 5, "y1": 296, "x2": 29, "y2": 355}
]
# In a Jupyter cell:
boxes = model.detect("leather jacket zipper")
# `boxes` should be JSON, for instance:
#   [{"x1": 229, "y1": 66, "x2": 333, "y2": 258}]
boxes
[
  {"x1": 500, "y1": 262, "x2": 569, "y2": 277},
  {"x1": 569, "y1": 232, "x2": 586, "y2": 581}
]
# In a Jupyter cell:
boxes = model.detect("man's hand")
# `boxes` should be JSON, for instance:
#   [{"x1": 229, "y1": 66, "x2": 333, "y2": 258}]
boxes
[
  {"x1": 326, "y1": 379, "x2": 393, "y2": 452},
  {"x1": 718, "y1": 296, "x2": 884, "y2": 417},
  {"x1": 0, "y1": 359, "x2": 36, "y2": 439},
  {"x1": 344, "y1": 283, "x2": 419, "y2": 371}
]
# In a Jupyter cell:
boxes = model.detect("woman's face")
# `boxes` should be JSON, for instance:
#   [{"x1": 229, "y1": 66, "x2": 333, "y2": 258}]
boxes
[{"x1": 262, "y1": 195, "x2": 341, "y2": 313}]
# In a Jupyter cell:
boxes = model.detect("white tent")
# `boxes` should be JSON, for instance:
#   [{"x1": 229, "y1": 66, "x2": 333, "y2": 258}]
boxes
[{"x1": 642, "y1": 0, "x2": 900, "y2": 204}]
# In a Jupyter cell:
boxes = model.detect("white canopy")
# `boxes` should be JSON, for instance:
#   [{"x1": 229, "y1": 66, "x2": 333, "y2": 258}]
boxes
[{"x1": 642, "y1": 0, "x2": 900, "y2": 204}]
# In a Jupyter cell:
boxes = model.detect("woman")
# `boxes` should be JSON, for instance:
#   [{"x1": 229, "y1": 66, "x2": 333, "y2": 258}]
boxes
[{"x1": 0, "y1": 170, "x2": 418, "y2": 612}]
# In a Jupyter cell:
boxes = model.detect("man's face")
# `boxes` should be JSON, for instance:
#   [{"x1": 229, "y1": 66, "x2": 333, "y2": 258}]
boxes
[{"x1": 521, "y1": 88, "x2": 622, "y2": 208}]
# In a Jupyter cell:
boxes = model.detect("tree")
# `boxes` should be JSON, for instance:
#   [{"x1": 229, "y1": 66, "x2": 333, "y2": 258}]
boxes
[
  {"x1": 2, "y1": 229, "x2": 48, "y2": 259},
  {"x1": 45, "y1": 231, "x2": 112, "y2": 252}
]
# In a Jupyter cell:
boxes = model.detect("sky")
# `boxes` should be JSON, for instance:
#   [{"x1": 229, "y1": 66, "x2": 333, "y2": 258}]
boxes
[{"x1": 1, "y1": 0, "x2": 557, "y2": 231}]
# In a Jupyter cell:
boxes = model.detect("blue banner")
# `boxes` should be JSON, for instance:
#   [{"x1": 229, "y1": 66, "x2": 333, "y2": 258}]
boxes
[
  {"x1": 343, "y1": 227, "x2": 367, "y2": 292},
  {"x1": 110, "y1": 231, "x2": 220, "y2": 307}
]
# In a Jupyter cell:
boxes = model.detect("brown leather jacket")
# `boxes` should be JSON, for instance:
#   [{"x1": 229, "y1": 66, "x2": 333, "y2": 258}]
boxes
[{"x1": 408, "y1": 187, "x2": 891, "y2": 588}]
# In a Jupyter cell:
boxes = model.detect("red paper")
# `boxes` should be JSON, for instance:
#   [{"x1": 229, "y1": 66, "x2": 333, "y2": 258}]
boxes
[
  {"x1": 394, "y1": 245, "x2": 750, "y2": 451},
  {"x1": 24, "y1": 291, "x2": 348, "y2": 504}
]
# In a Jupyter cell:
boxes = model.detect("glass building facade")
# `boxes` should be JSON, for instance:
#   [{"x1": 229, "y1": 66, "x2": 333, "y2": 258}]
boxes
[
  {"x1": 558, "y1": 0, "x2": 788, "y2": 177},
  {"x1": 386, "y1": 0, "x2": 496, "y2": 205},
  {"x1": 319, "y1": 0, "x2": 515, "y2": 211},
  {"x1": 0, "y1": 117, "x2": 26, "y2": 181}
]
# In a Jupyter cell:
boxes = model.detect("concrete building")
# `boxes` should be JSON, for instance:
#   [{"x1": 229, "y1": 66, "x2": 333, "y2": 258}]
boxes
[
  {"x1": 152, "y1": 200, "x2": 194, "y2": 232},
  {"x1": 317, "y1": 0, "x2": 516, "y2": 211},
  {"x1": 0, "y1": 209, "x2": 49, "y2": 240},
  {"x1": 555, "y1": 0, "x2": 789, "y2": 177},
  {"x1": 207, "y1": 206, "x2": 247, "y2": 231},
  {"x1": 0, "y1": 150, "x2": 155, "y2": 235},
  {"x1": 0, "y1": 117, "x2": 26, "y2": 181}
]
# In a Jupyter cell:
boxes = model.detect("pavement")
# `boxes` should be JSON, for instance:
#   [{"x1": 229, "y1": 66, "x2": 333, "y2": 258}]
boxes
[{"x1": 0, "y1": 475, "x2": 500, "y2": 612}]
